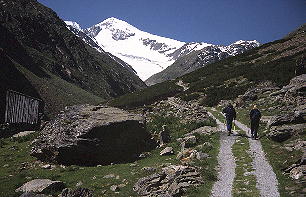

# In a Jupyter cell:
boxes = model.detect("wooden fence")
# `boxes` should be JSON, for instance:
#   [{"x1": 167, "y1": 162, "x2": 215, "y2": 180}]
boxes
[{"x1": 4, "y1": 90, "x2": 43, "y2": 125}]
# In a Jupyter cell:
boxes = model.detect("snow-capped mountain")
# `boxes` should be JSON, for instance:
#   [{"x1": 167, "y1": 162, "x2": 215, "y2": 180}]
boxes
[{"x1": 65, "y1": 17, "x2": 259, "y2": 81}]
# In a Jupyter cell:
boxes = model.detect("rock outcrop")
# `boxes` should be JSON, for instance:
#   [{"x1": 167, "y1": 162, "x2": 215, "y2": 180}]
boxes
[
  {"x1": 267, "y1": 124, "x2": 305, "y2": 142},
  {"x1": 31, "y1": 105, "x2": 155, "y2": 166},
  {"x1": 133, "y1": 165, "x2": 203, "y2": 197},
  {"x1": 16, "y1": 179, "x2": 65, "y2": 193}
]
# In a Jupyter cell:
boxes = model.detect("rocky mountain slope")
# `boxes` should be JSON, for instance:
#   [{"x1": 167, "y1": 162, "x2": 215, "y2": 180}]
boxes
[
  {"x1": 146, "y1": 40, "x2": 260, "y2": 85},
  {"x1": 0, "y1": 0, "x2": 146, "y2": 117},
  {"x1": 66, "y1": 18, "x2": 259, "y2": 81}
]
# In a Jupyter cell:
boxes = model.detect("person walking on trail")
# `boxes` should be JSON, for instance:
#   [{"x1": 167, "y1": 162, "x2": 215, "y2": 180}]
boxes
[
  {"x1": 250, "y1": 105, "x2": 261, "y2": 140},
  {"x1": 222, "y1": 103, "x2": 236, "y2": 136}
]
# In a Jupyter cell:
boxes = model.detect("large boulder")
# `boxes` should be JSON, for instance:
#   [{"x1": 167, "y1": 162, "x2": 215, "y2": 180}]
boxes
[
  {"x1": 133, "y1": 165, "x2": 203, "y2": 197},
  {"x1": 270, "y1": 74, "x2": 306, "y2": 106},
  {"x1": 31, "y1": 105, "x2": 156, "y2": 166},
  {"x1": 16, "y1": 179, "x2": 65, "y2": 193},
  {"x1": 267, "y1": 124, "x2": 305, "y2": 142},
  {"x1": 267, "y1": 110, "x2": 305, "y2": 128}
]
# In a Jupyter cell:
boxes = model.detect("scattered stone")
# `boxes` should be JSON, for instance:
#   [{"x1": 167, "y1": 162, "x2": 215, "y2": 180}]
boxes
[
  {"x1": 185, "y1": 126, "x2": 217, "y2": 136},
  {"x1": 31, "y1": 105, "x2": 156, "y2": 166},
  {"x1": 133, "y1": 165, "x2": 203, "y2": 196},
  {"x1": 196, "y1": 151, "x2": 209, "y2": 160},
  {"x1": 110, "y1": 185, "x2": 120, "y2": 192},
  {"x1": 76, "y1": 181, "x2": 83, "y2": 187},
  {"x1": 15, "y1": 179, "x2": 65, "y2": 193},
  {"x1": 142, "y1": 167, "x2": 157, "y2": 173},
  {"x1": 41, "y1": 164, "x2": 51, "y2": 169},
  {"x1": 138, "y1": 152, "x2": 151, "y2": 159},
  {"x1": 289, "y1": 165, "x2": 306, "y2": 180},
  {"x1": 160, "y1": 147, "x2": 174, "y2": 156},
  {"x1": 103, "y1": 174, "x2": 115, "y2": 179},
  {"x1": 178, "y1": 135, "x2": 197, "y2": 148},
  {"x1": 59, "y1": 187, "x2": 93, "y2": 197}
]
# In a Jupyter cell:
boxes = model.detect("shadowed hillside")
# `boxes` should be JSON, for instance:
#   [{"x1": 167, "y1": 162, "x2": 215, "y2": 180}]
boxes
[{"x1": 0, "y1": 0, "x2": 146, "y2": 117}]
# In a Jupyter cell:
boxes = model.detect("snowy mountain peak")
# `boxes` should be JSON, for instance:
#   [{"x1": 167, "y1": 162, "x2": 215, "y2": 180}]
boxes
[
  {"x1": 64, "y1": 21, "x2": 82, "y2": 32},
  {"x1": 66, "y1": 18, "x2": 260, "y2": 80}
]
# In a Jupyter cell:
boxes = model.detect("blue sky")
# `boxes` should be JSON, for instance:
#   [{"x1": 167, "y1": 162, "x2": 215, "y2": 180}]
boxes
[{"x1": 38, "y1": 0, "x2": 305, "y2": 45}]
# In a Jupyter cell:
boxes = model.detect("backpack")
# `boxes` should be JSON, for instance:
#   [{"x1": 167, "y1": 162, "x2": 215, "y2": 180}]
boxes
[{"x1": 252, "y1": 110, "x2": 261, "y2": 120}]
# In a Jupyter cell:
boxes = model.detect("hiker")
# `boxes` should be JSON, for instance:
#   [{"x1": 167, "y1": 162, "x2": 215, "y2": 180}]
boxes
[
  {"x1": 222, "y1": 103, "x2": 236, "y2": 136},
  {"x1": 250, "y1": 105, "x2": 261, "y2": 140}
]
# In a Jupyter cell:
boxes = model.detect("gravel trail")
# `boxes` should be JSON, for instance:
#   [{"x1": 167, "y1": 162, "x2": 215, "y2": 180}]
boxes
[
  {"x1": 234, "y1": 120, "x2": 280, "y2": 197},
  {"x1": 209, "y1": 112, "x2": 237, "y2": 197}
]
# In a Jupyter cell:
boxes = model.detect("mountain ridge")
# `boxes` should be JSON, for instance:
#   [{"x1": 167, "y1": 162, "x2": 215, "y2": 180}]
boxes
[{"x1": 65, "y1": 18, "x2": 259, "y2": 80}]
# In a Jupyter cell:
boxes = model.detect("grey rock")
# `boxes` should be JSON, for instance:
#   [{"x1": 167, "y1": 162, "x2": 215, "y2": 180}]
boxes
[
  {"x1": 142, "y1": 167, "x2": 157, "y2": 173},
  {"x1": 41, "y1": 164, "x2": 51, "y2": 169},
  {"x1": 110, "y1": 185, "x2": 120, "y2": 192},
  {"x1": 267, "y1": 124, "x2": 306, "y2": 142},
  {"x1": 13, "y1": 131, "x2": 36, "y2": 138},
  {"x1": 59, "y1": 187, "x2": 93, "y2": 197},
  {"x1": 289, "y1": 165, "x2": 306, "y2": 180},
  {"x1": 160, "y1": 147, "x2": 174, "y2": 156},
  {"x1": 196, "y1": 152, "x2": 209, "y2": 160},
  {"x1": 178, "y1": 135, "x2": 197, "y2": 149},
  {"x1": 133, "y1": 165, "x2": 203, "y2": 197},
  {"x1": 19, "y1": 192, "x2": 47, "y2": 197},
  {"x1": 185, "y1": 126, "x2": 217, "y2": 137},
  {"x1": 267, "y1": 112, "x2": 305, "y2": 128},
  {"x1": 31, "y1": 105, "x2": 156, "y2": 166},
  {"x1": 103, "y1": 174, "x2": 115, "y2": 179},
  {"x1": 16, "y1": 179, "x2": 65, "y2": 193}
]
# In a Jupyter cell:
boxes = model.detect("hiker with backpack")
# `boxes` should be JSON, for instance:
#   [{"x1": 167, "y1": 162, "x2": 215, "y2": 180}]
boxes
[
  {"x1": 250, "y1": 105, "x2": 261, "y2": 140},
  {"x1": 222, "y1": 103, "x2": 236, "y2": 136}
]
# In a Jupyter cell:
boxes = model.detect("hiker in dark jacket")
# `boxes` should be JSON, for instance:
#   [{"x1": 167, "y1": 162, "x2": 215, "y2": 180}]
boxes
[
  {"x1": 222, "y1": 103, "x2": 236, "y2": 136},
  {"x1": 250, "y1": 105, "x2": 261, "y2": 139}
]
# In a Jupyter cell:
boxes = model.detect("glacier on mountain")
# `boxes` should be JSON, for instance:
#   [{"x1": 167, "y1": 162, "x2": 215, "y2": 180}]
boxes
[{"x1": 65, "y1": 17, "x2": 260, "y2": 81}]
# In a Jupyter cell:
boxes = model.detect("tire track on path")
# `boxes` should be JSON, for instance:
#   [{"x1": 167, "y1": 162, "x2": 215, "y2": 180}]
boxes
[
  {"x1": 234, "y1": 120, "x2": 280, "y2": 197},
  {"x1": 209, "y1": 111, "x2": 237, "y2": 197}
]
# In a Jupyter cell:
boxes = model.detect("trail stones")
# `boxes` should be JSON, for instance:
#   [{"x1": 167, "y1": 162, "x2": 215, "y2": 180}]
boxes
[
  {"x1": 16, "y1": 179, "x2": 65, "y2": 193},
  {"x1": 31, "y1": 105, "x2": 155, "y2": 166},
  {"x1": 133, "y1": 165, "x2": 203, "y2": 197},
  {"x1": 160, "y1": 147, "x2": 174, "y2": 156}
]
